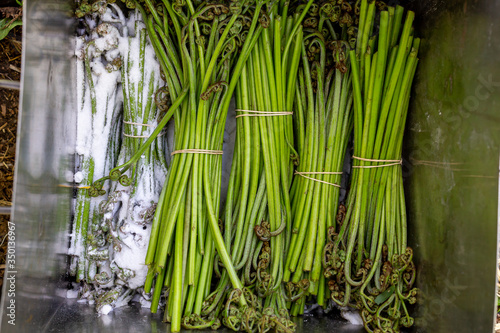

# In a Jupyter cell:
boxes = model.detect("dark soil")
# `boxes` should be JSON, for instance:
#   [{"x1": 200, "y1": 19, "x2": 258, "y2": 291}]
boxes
[{"x1": 0, "y1": 18, "x2": 21, "y2": 294}]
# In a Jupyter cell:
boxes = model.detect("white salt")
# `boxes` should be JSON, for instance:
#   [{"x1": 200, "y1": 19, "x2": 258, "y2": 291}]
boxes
[
  {"x1": 66, "y1": 289, "x2": 79, "y2": 299},
  {"x1": 74, "y1": 171, "x2": 84, "y2": 183},
  {"x1": 71, "y1": 7, "x2": 168, "y2": 313},
  {"x1": 113, "y1": 218, "x2": 151, "y2": 289},
  {"x1": 139, "y1": 297, "x2": 151, "y2": 309},
  {"x1": 100, "y1": 304, "x2": 113, "y2": 315},
  {"x1": 341, "y1": 308, "x2": 363, "y2": 326}
]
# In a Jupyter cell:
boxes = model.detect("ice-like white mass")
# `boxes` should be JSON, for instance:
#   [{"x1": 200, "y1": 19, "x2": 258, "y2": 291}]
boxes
[{"x1": 69, "y1": 5, "x2": 166, "y2": 315}]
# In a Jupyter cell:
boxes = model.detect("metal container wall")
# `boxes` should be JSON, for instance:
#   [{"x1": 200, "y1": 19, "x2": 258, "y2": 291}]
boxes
[
  {"x1": 1, "y1": 0, "x2": 499, "y2": 332},
  {"x1": 405, "y1": 0, "x2": 500, "y2": 331}
]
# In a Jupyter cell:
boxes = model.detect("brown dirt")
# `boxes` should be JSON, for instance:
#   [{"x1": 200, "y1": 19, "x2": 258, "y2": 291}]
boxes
[{"x1": 0, "y1": 17, "x2": 21, "y2": 294}]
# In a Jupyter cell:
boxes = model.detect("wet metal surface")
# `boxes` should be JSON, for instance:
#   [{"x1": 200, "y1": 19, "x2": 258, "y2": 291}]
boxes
[{"x1": 406, "y1": 0, "x2": 500, "y2": 332}]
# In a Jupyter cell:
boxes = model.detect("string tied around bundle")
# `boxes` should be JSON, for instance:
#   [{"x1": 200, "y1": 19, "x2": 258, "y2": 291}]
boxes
[
  {"x1": 352, "y1": 156, "x2": 402, "y2": 169},
  {"x1": 235, "y1": 109, "x2": 293, "y2": 118},
  {"x1": 294, "y1": 171, "x2": 343, "y2": 188},
  {"x1": 170, "y1": 149, "x2": 223, "y2": 156}
]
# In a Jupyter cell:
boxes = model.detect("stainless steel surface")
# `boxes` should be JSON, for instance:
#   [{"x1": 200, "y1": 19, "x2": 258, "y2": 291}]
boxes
[
  {"x1": 0, "y1": 0, "x2": 76, "y2": 331},
  {"x1": 1, "y1": 0, "x2": 499, "y2": 332},
  {"x1": 11, "y1": 300, "x2": 364, "y2": 333},
  {"x1": 0, "y1": 80, "x2": 20, "y2": 90},
  {"x1": 0, "y1": 206, "x2": 11, "y2": 215},
  {"x1": 406, "y1": 0, "x2": 500, "y2": 332}
]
